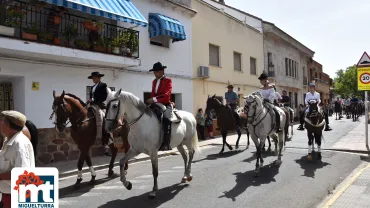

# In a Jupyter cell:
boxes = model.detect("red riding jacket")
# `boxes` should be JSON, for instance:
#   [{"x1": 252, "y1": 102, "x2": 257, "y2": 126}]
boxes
[{"x1": 151, "y1": 76, "x2": 172, "y2": 104}]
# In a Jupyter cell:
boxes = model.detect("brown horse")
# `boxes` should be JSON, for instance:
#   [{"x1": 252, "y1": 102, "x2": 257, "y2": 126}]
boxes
[
  {"x1": 205, "y1": 95, "x2": 250, "y2": 154},
  {"x1": 0, "y1": 120, "x2": 39, "y2": 157},
  {"x1": 52, "y1": 91, "x2": 129, "y2": 187}
]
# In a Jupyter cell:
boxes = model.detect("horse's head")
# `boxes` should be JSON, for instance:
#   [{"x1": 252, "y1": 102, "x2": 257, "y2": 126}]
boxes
[
  {"x1": 205, "y1": 94, "x2": 222, "y2": 113},
  {"x1": 308, "y1": 100, "x2": 320, "y2": 125},
  {"x1": 52, "y1": 90, "x2": 71, "y2": 132},
  {"x1": 105, "y1": 88, "x2": 122, "y2": 133},
  {"x1": 243, "y1": 92, "x2": 262, "y2": 124}
]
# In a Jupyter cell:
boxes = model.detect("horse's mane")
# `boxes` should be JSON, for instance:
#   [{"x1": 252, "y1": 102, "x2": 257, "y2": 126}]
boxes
[
  {"x1": 120, "y1": 91, "x2": 153, "y2": 116},
  {"x1": 65, "y1": 93, "x2": 87, "y2": 107}
]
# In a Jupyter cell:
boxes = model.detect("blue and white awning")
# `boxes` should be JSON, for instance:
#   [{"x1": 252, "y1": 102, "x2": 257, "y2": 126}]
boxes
[
  {"x1": 148, "y1": 13, "x2": 186, "y2": 42},
  {"x1": 41, "y1": 0, "x2": 148, "y2": 27}
]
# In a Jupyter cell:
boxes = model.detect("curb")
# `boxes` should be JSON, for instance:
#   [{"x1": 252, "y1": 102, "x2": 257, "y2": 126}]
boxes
[{"x1": 59, "y1": 143, "x2": 211, "y2": 179}]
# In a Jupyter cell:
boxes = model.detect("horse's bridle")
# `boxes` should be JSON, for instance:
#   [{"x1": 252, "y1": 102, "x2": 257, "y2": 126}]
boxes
[
  {"x1": 106, "y1": 98, "x2": 145, "y2": 127},
  {"x1": 50, "y1": 99, "x2": 92, "y2": 128}
]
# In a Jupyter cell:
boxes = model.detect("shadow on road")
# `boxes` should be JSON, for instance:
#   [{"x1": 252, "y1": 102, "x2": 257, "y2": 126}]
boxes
[
  {"x1": 98, "y1": 183, "x2": 189, "y2": 208},
  {"x1": 60, "y1": 174, "x2": 119, "y2": 198},
  {"x1": 243, "y1": 149, "x2": 277, "y2": 163},
  {"x1": 192, "y1": 149, "x2": 245, "y2": 164},
  {"x1": 219, "y1": 162, "x2": 280, "y2": 202},
  {"x1": 294, "y1": 153, "x2": 331, "y2": 178},
  {"x1": 360, "y1": 155, "x2": 370, "y2": 162}
]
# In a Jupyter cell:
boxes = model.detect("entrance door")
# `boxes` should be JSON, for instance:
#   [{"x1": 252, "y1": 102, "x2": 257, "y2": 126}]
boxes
[{"x1": 0, "y1": 83, "x2": 13, "y2": 111}]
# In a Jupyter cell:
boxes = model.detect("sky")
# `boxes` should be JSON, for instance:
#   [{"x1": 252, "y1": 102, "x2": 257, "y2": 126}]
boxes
[{"x1": 224, "y1": 0, "x2": 370, "y2": 78}]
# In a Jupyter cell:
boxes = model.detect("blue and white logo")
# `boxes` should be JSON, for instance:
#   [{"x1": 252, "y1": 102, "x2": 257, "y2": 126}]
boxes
[{"x1": 11, "y1": 167, "x2": 59, "y2": 208}]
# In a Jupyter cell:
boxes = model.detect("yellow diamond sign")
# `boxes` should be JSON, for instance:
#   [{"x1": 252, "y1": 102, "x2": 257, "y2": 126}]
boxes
[{"x1": 358, "y1": 67, "x2": 370, "y2": 91}]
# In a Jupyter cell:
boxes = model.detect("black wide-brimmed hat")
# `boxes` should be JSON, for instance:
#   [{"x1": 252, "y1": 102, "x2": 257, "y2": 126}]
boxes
[
  {"x1": 258, "y1": 72, "x2": 268, "y2": 80},
  {"x1": 149, "y1": 62, "x2": 167, "y2": 72},
  {"x1": 226, "y1": 85, "x2": 234, "y2": 88},
  {"x1": 88, "y1": 72, "x2": 104, "y2": 79}
]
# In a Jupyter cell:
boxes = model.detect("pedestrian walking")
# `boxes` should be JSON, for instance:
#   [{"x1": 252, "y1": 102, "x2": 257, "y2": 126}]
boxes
[
  {"x1": 196, "y1": 108, "x2": 205, "y2": 140},
  {"x1": 205, "y1": 110, "x2": 214, "y2": 139}
]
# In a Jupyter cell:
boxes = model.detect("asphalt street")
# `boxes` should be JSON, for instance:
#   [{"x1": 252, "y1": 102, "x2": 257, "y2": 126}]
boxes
[{"x1": 57, "y1": 116, "x2": 366, "y2": 208}]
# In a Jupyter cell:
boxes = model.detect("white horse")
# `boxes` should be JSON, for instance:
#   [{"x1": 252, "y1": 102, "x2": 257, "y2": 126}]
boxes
[
  {"x1": 104, "y1": 89, "x2": 200, "y2": 199},
  {"x1": 243, "y1": 91, "x2": 287, "y2": 176}
]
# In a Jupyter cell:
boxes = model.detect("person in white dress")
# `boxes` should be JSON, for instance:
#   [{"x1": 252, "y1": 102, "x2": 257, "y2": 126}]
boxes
[{"x1": 258, "y1": 72, "x2": 281, "y2": 132}]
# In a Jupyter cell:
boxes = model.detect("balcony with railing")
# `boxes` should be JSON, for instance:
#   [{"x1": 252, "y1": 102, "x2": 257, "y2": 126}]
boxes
[
  {"x1": 303, "y1": 76, "x2": 308, "y2": 85},
  {"x1": 0, "y1": 0, "x2": 140, "y2": 61}
]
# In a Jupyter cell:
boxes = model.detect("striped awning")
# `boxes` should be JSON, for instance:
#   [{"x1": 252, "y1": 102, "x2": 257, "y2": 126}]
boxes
[
  {"x1": 148, "y1": 13, "x2": 186, "y2": 42},
  {"x1": 41, "y1": 0, "x2": 148, "y2": 27}
]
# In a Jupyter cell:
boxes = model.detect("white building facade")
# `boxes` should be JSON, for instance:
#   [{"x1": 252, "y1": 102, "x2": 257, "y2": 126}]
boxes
[{"x1": 0, "y1": 0, "x2": 195, "y2": 163}]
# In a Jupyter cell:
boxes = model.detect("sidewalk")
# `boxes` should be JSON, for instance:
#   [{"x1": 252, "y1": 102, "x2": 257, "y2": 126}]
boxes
[
  {"x1": 319, "y1": 161, "x2": 370, "y2": 208},
  {"x1": 331, "y1": 123, "x2": 370, "y2": 153}
]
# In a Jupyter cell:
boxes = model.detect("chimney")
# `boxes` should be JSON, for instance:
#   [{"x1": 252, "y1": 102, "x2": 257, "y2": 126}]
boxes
[{"x1": 219, "y1": 0, "x2": 225, "y2": 4}]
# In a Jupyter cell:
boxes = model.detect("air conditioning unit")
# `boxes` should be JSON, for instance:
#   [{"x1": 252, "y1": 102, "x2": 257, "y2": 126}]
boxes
[{"x1": 198, "y1": 66, "x2": 210, "y2": 78}]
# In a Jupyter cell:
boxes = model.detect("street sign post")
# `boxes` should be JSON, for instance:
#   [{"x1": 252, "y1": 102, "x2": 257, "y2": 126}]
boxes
[{"x1": 357, "y1": 52, "x2": 370, "y2": 154}]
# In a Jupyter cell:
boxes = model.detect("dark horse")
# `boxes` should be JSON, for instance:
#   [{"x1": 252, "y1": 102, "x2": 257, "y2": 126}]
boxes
[
  {"x1": 304, "y1": 100, "x2": 324, "y2": 161},
  {"x1": 52, "y1": 91, "x2": 129, "y2": 187},
  {"x1": 351, "y1": 102, "x2": 359, "y2": 122},
  {"x1": 205, "y1": 95, "x2": 250, "y2": 154},
  {"x1": 0, "y1": 120, "x2": 39, "y2": 158}
]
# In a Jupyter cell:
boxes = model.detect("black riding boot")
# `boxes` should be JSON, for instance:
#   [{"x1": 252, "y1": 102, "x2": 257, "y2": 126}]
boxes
[
  {"x1": 159, "y1": 132, "x2": 172, "y2": 151},
  {"x1": 297, "y1": 111, "x2": 305, "y2": 130},
  {"x1": 274, "y1": 109, "x2": 281, "y2": 132},
  {"x1": 324, "y1": 112, "x2": 332, "y2": 131}
]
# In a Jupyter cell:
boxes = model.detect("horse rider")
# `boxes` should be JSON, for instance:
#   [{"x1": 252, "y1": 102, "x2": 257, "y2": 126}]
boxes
[
  {"x1": 258, "y1": 72, "x2": 281, "y2": 132},
  {"x1": 87, "y1": 71, "x2": 111, "y2": 148},
  {"x1": 146, "y1": 62, "x2": 173, "y2": 151},
  {"x1": 351, "y1": 95, "x2": 359, "y2": 105},
  {"x1": 225, "y1": 84, "x2": 239, "y2": 112},
  {"x1": 297, "y1": 83, "x2": 332, "y2": 131},
  {"x1": 271, "y1": 85, "x2": 282, "y2": 106},
  {"x1": 280, "y1": 89, "x2": 294, "y2": 123},
  {"x1": 345, "y1": 97, "x2": 351, "y2": 116}
]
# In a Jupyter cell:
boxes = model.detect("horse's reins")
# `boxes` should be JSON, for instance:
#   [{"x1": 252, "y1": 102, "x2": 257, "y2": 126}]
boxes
[
  {"x1": 50, "y1": 100, "x2": 94, "y2": 128},
  {"x1": 245, "y1": 99, "x2": 273, "y2": 137},
  {"x1": 106, "y1": 98, "x2": 146, "y2": 128}
]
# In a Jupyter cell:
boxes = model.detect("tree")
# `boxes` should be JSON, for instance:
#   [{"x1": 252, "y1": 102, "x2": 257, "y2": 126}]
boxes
[{"x1": 334, "y1": 65, "x2": 363, "y2": 98}]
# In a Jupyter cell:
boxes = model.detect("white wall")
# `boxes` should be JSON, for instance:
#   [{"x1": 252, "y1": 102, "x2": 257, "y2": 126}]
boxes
[
  {"x1": 202, "y1": 0, "x2": 263, "y2": 33},
  {"x1": 0, "y1": 59, "x2": 193, "y2": 128},
  {"x1": 118, "y1": 0, "x2": 193, "y2": 78}
]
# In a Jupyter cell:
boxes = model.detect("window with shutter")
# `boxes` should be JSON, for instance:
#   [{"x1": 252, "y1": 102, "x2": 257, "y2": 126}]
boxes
[
  {"x1": 209, "y1": 44, "x2": 220, "y2": 66},
  {"x1": 234, "y1": 52, "x2": 242, "y2": 71}
]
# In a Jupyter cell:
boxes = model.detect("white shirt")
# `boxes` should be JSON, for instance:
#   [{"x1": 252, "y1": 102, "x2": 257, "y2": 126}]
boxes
[
  {"x1": 0, "y1": 132, "x2": 35, "y2": 194},
  {"x1": 305, "y1": 91, "x2": 321, "y2": 105},
  {"x1": 153, "y1": 75, "x2": 164, "y2": 103},
  {"x1": 274, "y1": 92, "x2": 282, "y2": 100},
  {"x1": 91, "y1": 82, "x2": 100, "y2": 101},
  {"x1": 260, "y1": 88, "x2": 275, "y2": 103}
]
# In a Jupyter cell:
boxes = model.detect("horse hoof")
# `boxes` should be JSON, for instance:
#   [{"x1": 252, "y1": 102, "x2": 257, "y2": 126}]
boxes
[
  {"x1": 235, "y1": 145, "x2": 239, "y2": 150},
  {"x1": 246, "y1": 145, "x2": 249, "y2": 149},
  {"x1": 148, "y1": 192, "x2": 156, "y2": 199},
  {"x1": 307, "y1": 155, "x2": 312, "y2": 161},
  {"x1": 181, "y1": 177, "x2": 187, "y2": 183},
  {"x1": 125, "y1": 181, "x2": 132, "y2": 190},
  {"x1": 75, "y1": 178, "x2": 82, "y2": 185},
  {"x1": 254, "y1": 171, "x2": 260, "y2": 177},
  {"x1": 228, "y1": 146, "x2": 233, "y2": 151},
  {"x1": 219, "y1": 150, "x2": 224, "y2": 154},
  {"x1": 108, "y1": 170, "x2": 114, "y2": 177},
  {"x1": 186, "y1": 175, "x2": 193, "y2": 182},
  {"x1": 275, "y1": 160, "x2": 282, "y2": 166},
  {"x1": 317, "y1": 153, "x2": 322, "y2": 161}
]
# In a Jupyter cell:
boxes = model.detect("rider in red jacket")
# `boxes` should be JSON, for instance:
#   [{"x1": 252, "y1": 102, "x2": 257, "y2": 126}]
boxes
[{"x1": 146, "y1": 62, "x2": 173, "y2": 151}]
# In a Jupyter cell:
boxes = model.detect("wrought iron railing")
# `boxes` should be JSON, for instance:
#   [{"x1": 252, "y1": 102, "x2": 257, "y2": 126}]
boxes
[
  {"x1": 268, "y1": 70, "x2": 275, "y2": 77},
  {"x1": 0, "y1": 0, "x2": 139, "y2": 58},
  {"x1": 303, "y1": 76, "x2": 308, "y2": 85}
]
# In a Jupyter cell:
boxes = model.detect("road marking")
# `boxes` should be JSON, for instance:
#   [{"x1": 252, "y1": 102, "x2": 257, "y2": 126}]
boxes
[
  {"x1": 93, "y1": 185, "x2": 124, "y2": 190},
  {"x1": 322, "y1": 163, "x2": 370, "y2": 208}
]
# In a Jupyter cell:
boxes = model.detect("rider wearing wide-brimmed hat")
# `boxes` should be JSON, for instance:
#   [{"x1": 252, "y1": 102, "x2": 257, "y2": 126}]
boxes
[
  {"x1": 87, "y1": 71, "x2": 111, "y2": 148},
  {"x1": 147, "y1": 62, "x2": 173, "y2": 151},
  {"x1": 297, "y1": 83, "x2": 332, "y2": 131},
  {"x1": 225, "y1": 84, "x2": 239, "y2": 112},
  {"x1": 258, "y1": 72, "x2": 281, "y2": 132}
]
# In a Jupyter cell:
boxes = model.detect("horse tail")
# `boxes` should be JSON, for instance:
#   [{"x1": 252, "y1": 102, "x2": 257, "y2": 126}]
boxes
[
  {"x1": 25, "y1": 120, "x2": 39, "y2": 158},
  {"x1": 192, "y1": 129, "x2": 201, "y2": 154}
]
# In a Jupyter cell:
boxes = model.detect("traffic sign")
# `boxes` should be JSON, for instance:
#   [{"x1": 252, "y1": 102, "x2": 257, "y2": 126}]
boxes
[
  {"x1": 358, "y1": 67, "x2": 370, "y2": 90},
  {"x1": 357, "y1": 52, "x2": 370, "y2": 67}
]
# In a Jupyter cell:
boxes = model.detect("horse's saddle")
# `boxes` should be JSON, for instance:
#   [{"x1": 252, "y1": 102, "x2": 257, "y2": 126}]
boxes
[
  {"x1": 262, "y1": 101, "x2": 277, "y2": 128},
  {"x1": 151, "y1": 103, "x2": 182, "y2": 123}
]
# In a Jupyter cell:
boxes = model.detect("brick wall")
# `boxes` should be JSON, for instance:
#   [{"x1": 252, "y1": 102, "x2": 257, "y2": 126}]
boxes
[{"x1": 37, "y1": 127, "x2": 105, "y2": 164}]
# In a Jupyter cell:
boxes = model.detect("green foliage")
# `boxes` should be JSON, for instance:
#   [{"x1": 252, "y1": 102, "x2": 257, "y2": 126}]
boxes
[{"x1": 334, "y1": 65, "x2": 363, "y2": 98}]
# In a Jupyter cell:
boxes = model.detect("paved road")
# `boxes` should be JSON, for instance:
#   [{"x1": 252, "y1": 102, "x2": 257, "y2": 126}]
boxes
[{"x1": 58, "y1": 117, "x2": 366, "y2": 208}]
